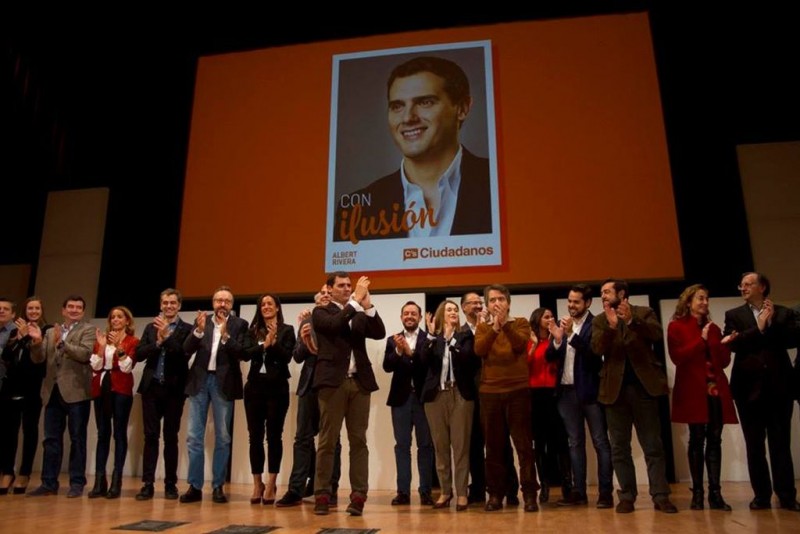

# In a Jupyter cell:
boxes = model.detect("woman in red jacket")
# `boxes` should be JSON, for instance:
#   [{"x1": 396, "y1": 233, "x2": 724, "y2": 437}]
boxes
[
  {"x1": 88, "y1": 306, "x2": 139, "y2": 499},
  {"x1": 668, "y1": 284, "x2": 737, "y2": 511}
]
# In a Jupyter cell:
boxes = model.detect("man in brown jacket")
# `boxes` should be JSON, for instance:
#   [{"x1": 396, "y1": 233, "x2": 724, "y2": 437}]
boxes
[{"x1": 591, "y1": 279, "x2": 676, "y2": 514}]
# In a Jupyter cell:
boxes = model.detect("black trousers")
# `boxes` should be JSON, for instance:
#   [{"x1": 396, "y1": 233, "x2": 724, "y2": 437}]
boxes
[
  {"x1": 140, "y1": 381, "x2": 186, "y2": 485},
  {"x1": 735, "y1": 395, "x2": 797, "y2": 503},
  {"x1": 244, "y1": 377, "x2": 290, "y2": 475},
  {"x1": 0, "y1": 395, "x2": 43, "y2": 476}
]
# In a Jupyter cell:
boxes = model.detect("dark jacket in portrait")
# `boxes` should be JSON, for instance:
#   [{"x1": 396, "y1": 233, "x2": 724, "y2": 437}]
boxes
[{"x1": 334, "y1": 148, "x2": 492, "y2": 242}]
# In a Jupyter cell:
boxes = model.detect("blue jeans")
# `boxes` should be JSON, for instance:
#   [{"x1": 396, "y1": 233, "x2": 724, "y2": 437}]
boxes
[
  {"x1": 287, "y1": 390, "x2": 341, "y2": 496},
  {"x1": 41, "y1": 386, "x2": 90, "y2": 490},
  {"x1": 557, "y1": 387, "x2": 613, "y2": 496},
  {"x1": 186, "y1": 373, "x2": 233, "y2": 489},
  {"x1": 391, "y1": 393, "x2": 434, "y2": 495},
  {"x1": 605, "y1": 382, "x2": 670, "y2": 502}
]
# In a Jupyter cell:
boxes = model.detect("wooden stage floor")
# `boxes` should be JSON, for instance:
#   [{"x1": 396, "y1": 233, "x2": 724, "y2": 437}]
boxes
[{"x1": 0, "y1": 478, "x2": 798, "y2": 533}]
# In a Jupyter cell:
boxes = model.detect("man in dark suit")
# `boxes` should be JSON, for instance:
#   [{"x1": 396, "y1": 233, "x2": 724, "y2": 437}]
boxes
[
  {"x1": 591, "y1": 279, "x2": 677, "y2": 514},
  {"x1": 312, "y1": 271, "x2": 386, "y2": 516},
  {"x1": 179, "y1": 285, "x2": 251, "y2": 504},
  {"x1": 334, "y1": 56, "x2": 491, "y2": 243},
  {"x1": 383, "y1": 301, "x2": 434, "y2": 506},
  {"x1": 547, "y1": 284, "x2": 613, "y2": 508},
  {"x1": 27, "y1": 295, "x2": 95, "y2": 498},
  {"x1": 723, "y1": 272, "x2": 800, "y2": 511},
  {"x1": 134, "y1": 288, "x2": 192, "y2": 501},
  {"x1": 276, "y1": 285, "x2": 342, "y2": 507}
]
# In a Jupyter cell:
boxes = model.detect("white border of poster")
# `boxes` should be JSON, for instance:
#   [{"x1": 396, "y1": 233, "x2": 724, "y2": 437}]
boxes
[{"x1": 325, "y1": 40, "x2": 501, "y2": 272}]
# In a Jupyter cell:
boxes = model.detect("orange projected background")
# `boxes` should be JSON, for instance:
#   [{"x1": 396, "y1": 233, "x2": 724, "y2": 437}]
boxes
[{"x1": 177, "y1": 13, "x2": 682, "y2": 297}]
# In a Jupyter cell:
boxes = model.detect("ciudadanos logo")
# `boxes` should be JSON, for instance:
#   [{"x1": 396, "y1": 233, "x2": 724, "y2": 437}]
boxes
[{"x1": 403, "y1": 246, "x2": 494, "y2": 261}]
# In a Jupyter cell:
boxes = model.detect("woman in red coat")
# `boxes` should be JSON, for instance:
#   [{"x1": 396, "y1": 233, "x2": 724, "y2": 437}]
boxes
[
  {"x1": 668, "y1": 284, "x2": 737, "y2": 511},
  {"x1": 88, "y1": 306, "x2": 139, "y2": 499}
]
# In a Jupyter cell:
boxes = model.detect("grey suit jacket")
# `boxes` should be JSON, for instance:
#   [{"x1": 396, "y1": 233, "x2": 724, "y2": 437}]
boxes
[{"x1": 31, "y1": 321, "x2": 94, "y2": 404}]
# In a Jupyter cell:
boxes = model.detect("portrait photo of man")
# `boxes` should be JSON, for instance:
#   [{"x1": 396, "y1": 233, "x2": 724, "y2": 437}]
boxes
[{"x1": 325, "y1": 41, "x2": 500, "y2": 272}]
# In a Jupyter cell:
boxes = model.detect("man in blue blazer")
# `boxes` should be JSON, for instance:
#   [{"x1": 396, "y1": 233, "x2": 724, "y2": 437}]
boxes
[{"x1": 547, "y1": 284, "x2": 613, "y2": 509}]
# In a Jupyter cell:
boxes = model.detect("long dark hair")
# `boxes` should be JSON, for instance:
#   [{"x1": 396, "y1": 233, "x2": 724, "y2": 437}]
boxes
[
  {"x1": 250, "y1": 293, "x2": 285, "y2": 340},
  {"x1": 529, "y1": 307, "x2": 551, "y2": 339}
]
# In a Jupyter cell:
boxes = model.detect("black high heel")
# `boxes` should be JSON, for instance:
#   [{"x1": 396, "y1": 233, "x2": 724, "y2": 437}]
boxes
[
  {"x1": 433, "y1": 494, "x2": 453, "y2": 509},
  {"x1": 456, "y1": 496, "x2": 469, "y2": 511},
  {"x1": 0, "y1": 475, "x2": 15, "y2": 496},
  {"x1": 262, "y1": 482, "x2": 277, "y2": 505},
  {"x1": 250, "y1": 482, "x2": 265, "y2": 505}
]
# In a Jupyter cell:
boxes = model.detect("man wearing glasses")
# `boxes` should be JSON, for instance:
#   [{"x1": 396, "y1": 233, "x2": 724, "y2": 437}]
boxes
[
  {"x1": 180, "y1": 286, "x2": 252, "y2": 504},
  {"x1": 724, "y1": 272, "x2": 800, "y2": 511}
]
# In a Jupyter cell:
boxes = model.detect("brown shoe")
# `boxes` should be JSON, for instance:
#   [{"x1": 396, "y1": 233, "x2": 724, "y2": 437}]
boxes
[
  {"x1": 347, "y1": 493, "x2": 366, "y2": 516},
  {"x1": 314, "y1": 494, "x2": 330, "y2": 515},
  {"x1": 596, "y1": 492, "x2": 614, "y2": 509}
]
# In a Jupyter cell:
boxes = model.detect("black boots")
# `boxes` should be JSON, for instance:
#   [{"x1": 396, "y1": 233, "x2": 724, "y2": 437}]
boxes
[
  {"x1": 706, "y1": 440, "x2": 732, "y2": 511},
  {"x1": 708, "y1": 489, "x2": 732, "y2": 511},
  {"x1": 690, "y1": 487, "x2": 704, "y2": 510},
  {"x1": 88, "y1": 474, "x2": 108, "y2": 498},
  {"x1": 688, "y1": 443, "x2": 705, "y2": 510},
  {"x1": 106, "y1": 472, "x2": 122, "y2": 499}
]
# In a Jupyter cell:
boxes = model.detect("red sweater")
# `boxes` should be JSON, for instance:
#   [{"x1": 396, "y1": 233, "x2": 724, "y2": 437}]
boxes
[
  {"x1": 527, "y1": 337, "x2": 558, "y2": 388},
  {"x1": 91, "y1": 335, "x2": 139, "y2": 398}
]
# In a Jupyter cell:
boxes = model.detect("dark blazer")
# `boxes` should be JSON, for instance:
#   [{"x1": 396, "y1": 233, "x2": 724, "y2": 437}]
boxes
[
  {"x1": 546, "y1": 312, "x2": 602, "y2": 404},
  {"x1": 293, "y1": 336, "x2": 318, "y2": 398},
  {"x1": 723, "y1": 303, "x2": 799, "y2": 403},
  {"x1": 242, "y1": 322, "x2": 296, "y2": 383},
  {"x1": 135, "y1": 318, "x2": 193, "y2": 394},
  {"x1": 591, "y1": 305, "x2": 668, "y2": 404},
  {"x1": 419, "y1": 330, "x2": 480, "y2": 403},
  {"x1": 668, "y1": 316, "x2": 737, "y2": 424},
  {"x1": 1, "y1": 326, "x2": 48, "y2": 400},
  {"x1": 184, "y1": 314, "x2": 251, "y2": 401},
  {"x1": 333, "y1": 148, "x2": 492, "y2": 241},
  {"x1": 311, "y1": 301, "x2": 386, "y2": 393},
  {"x1": 383, "y1": 329, "x2": 428, "y2": 407}
]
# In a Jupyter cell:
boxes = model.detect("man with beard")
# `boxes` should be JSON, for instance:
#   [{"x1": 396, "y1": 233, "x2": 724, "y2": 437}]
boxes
[
  {"x1": 591, "y1": 279, "x2": 676, "y2": 514},
  {"x1": 180, "y1": 286, "x2": 251, "y2": 504},
  {"x1": 547, "y1": 284, "x2": 613, "y2": 508},
  {"x1": 383, "y1": 301, "x2": 434, "y2": 506}
]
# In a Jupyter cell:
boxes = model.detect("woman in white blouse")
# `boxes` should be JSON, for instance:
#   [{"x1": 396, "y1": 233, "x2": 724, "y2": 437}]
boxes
[{"x1": 88, "y1": 306, "x2": 139, "y2": 499}]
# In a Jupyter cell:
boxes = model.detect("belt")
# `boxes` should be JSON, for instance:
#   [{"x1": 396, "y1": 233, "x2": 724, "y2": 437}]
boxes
[
  {"x1": 347, "y1": 373, "x2": 358, "y2": 379},
  {"x1": 207, "y1": 370, "x2": 217, "y2": 375},
  {"x1": 441, "y1": 381, "x2": 455, "y2": 391}
]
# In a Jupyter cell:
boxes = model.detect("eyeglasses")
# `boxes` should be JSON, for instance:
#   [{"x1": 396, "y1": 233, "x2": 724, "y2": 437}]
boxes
[
  {"x1": 737, "y1": 282, "x2": 757, "y2": 291},
  {"x1": 213, "y1": 298, "x2": 233, "y2": 304},
  {"x1": 464, "y1": 300, "x2": 482, "y2": 306}
]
